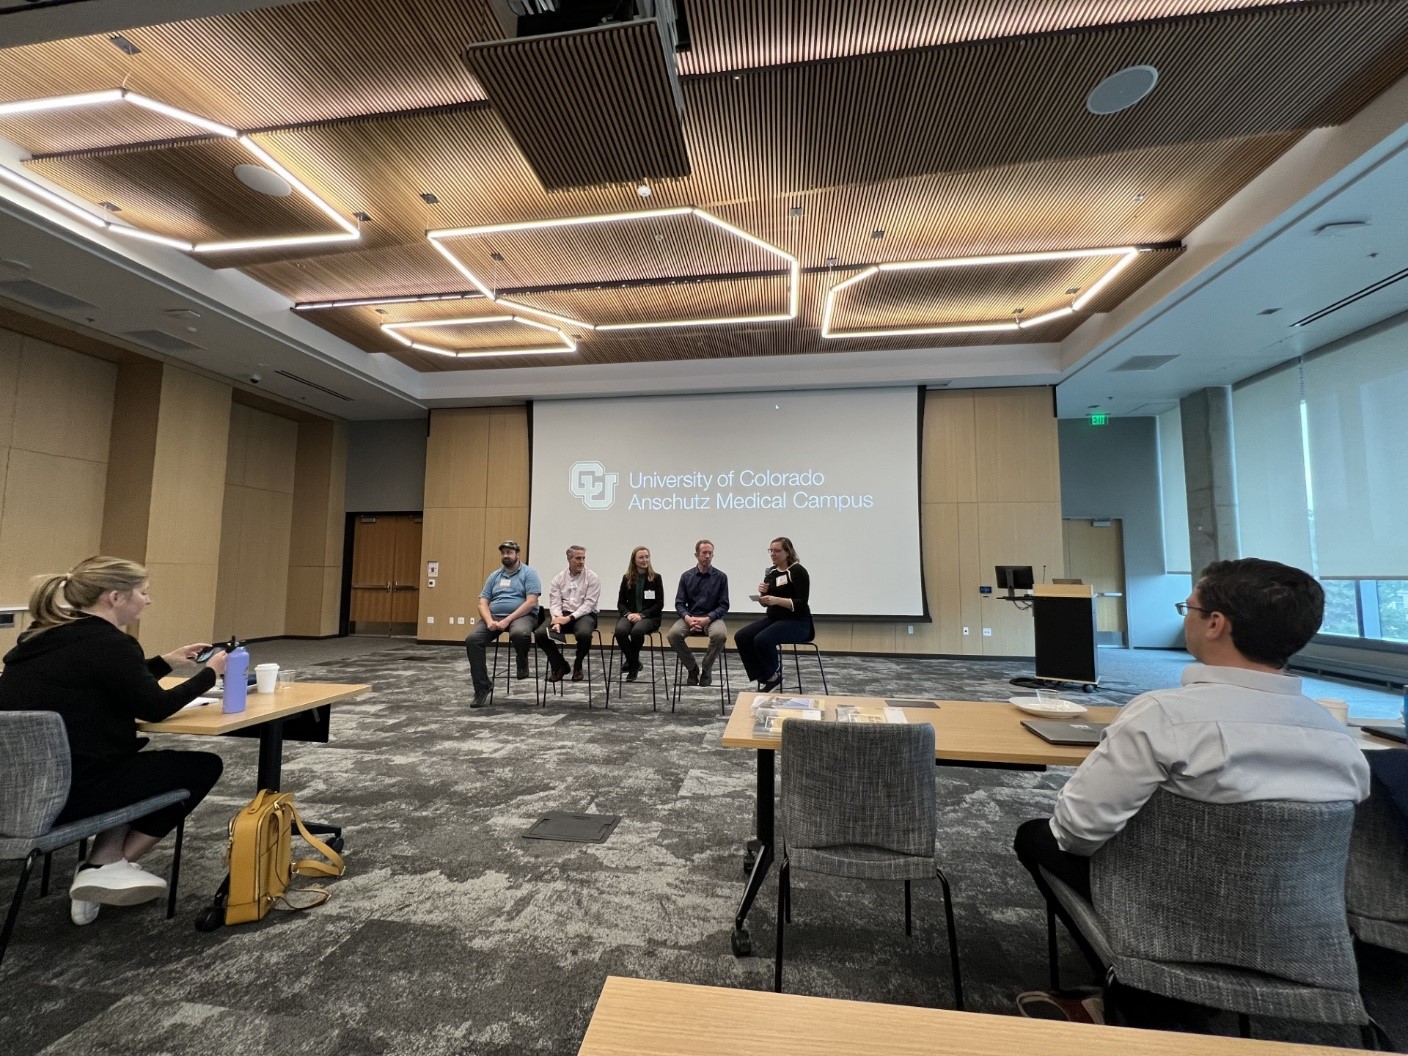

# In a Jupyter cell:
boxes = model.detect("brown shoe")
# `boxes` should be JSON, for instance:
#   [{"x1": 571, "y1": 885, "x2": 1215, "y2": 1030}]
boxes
[
  {"x1": 571, "y1": 668, "x2": 584, "y2": 682},
  {"x1": 549, "y1": 665, "x2": 568, "y2": 683}
]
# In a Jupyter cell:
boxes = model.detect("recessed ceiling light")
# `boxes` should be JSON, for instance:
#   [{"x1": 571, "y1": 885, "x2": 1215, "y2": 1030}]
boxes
[
  {"x1": 1086, "y1": 65, "x2": 1159, "y2": 115},
  {"x1": 636, "y1": 183, "x2": 652, "y2": 198},
  {"x1": 233, "y1": 163, "x2": 293, "y2": 197},
  {"x1": 420, "y1": 192, "x2": 440, "y2": 205}
]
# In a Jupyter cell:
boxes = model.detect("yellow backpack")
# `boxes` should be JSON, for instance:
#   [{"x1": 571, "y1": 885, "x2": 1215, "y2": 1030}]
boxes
[{"x1": 224, "y1": 789, "x2": 345, "y2": 926}]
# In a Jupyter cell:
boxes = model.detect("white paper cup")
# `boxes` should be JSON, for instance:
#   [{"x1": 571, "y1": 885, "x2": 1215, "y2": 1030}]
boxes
[
  {"x1": 255, "y1": 663, "x2": 279, "y2": 693},
  {"x1": 1315, "y1": 698, "x2": 1349, "y2": 725}
]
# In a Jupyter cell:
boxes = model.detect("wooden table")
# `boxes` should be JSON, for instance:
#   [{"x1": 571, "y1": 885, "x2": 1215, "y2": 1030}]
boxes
[
  {"x1": 143, "y1": 679, "x2": 370, "y2": 793},
  {"x1": 578, "y1": 976, "x2": 1360, "y2": 1056},
  {"x1": 719, "y1": 692, "x2": 1118, "y2": 955}
]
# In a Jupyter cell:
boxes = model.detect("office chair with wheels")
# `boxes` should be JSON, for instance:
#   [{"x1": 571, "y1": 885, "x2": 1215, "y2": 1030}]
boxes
[
  {"x1": 775, "y1": 720, "x2": 963, "y2": 1008},
  {"x1": 0, "y1": 711, "x2": 188, "y2": 966}
]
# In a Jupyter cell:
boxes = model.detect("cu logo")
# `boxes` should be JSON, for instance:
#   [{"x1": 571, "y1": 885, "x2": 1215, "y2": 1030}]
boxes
[{"x1": 568, "y1": 460, "x2": 619, "y2": 510}]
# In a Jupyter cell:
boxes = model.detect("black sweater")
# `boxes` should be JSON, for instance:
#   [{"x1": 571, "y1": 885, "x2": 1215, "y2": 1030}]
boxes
[
  {"x1": 0, "y1": 616, "x2": 216, "y2": 780},
  {"x1": 762, "y1": 563, "x2": 811, "y2": 621},
  {"x1": 616, "y1": 572, "x2": 665, "y2": 620}
]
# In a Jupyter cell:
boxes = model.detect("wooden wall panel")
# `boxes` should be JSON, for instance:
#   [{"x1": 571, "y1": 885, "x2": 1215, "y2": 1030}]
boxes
[
  {"x1": 484, "y1": 409, "x2": 530, "y2": 509},
  {"x1": 137, "y1": 367, "x2": 232, "y2": 650},
  {"x1": 0, "y1": 328, "x2": 20, "y2": 449},
  {"x1": 424, "y1": 409, "x2": 489, "y2": 509},
  {"x1": 974, "y1": 387, "x2": 1061, "y2": 502},
  {"x1": 976, "y1": 500, "x2": 1066, "y2": 655},
  {"x1": 922, "y1": 391, "x2": 977, "y2": 504},
  {"x1": 0, "y1": 448, "x2": 109, "y2": 595},
  {"x1": 286, "y1": 418, "x2": 347, "y2": 636},
  {"x1": 419, "y1": 505, "x2": 487, "y2": 637},
  {"x1": 99, "y1": 361, "x2": 162, "y2": 563},
  {"x1": 10, "y1": 336, "x2": 115, "y2": 465}
]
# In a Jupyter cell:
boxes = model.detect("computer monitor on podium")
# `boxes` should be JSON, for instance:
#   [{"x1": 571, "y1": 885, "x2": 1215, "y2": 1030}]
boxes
[{"x1": 995, "y1": 565, "x2": 1034, "y2": 598}]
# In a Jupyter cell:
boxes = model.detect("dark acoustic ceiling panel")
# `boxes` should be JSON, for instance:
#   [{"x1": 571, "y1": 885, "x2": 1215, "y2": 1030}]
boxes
[{"x1": 462, "y1": 19, "x2": 691, "y2": 190}]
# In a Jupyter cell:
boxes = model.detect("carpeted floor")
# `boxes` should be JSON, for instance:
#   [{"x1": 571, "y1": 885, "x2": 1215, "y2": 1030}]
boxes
[{"x1": 1, "y1": 645, "x2": 1404, "y2": 1055}]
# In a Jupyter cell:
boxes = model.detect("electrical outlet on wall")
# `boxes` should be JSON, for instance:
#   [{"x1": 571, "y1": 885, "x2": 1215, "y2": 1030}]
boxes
[
  {"x1": 906, "y1": 625, "x2": 914, "y2": 635},
  {"x1": 982, "y1": 627, "x2": 992, "y2": 637},
  {"x1": 426, "y1": 616, "x2": 435, "y2": 624},
  {"x1": 962, "y1": 626, "x2": 970, "y2": 636}
]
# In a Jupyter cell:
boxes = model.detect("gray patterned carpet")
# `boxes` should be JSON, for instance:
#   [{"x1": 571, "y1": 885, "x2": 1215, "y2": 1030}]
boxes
[{"x1": 1, "y1": 646, "x2": 1404, "y2": 1054}]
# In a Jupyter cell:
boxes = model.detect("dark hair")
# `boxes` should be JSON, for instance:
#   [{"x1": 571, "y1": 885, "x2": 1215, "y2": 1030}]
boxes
[
  {"x1": 770, "y1": 536, "x2": 798, "y2": 565},
  {"x1": 1195, "y1": 558, "x2": 1324, "y2": 668}
]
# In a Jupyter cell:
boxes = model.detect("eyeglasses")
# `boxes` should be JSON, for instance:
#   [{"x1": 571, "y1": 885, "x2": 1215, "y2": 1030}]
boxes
[{"x1": 1174, "y1": 602, "x2": 1212, "y2": 616}]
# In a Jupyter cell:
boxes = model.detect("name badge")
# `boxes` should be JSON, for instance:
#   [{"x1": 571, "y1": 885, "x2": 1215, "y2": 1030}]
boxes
[
  {"x1": 499, "y1": 578, "x2": 512, "y2": 588},
  {"x1": 644, "y1": 589, "x2": 656, "y2": 599},
  {"x1": 775, "y1": 574, "x2": 789, "y2": 586}
]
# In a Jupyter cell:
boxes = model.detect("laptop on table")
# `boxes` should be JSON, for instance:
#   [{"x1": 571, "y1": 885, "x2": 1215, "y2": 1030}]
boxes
[
  {"x1": 1361, "y1": 723, "x2": 1407, "y2": 743},
  {"x1": 1021, "y1": 719, "x2": 1110, "y2": 746}
]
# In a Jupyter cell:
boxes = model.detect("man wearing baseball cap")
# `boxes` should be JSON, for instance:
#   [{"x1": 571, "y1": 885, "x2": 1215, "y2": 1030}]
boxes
[{"x1": 464, "y1": 540, "x2": 542, "y2": 708}]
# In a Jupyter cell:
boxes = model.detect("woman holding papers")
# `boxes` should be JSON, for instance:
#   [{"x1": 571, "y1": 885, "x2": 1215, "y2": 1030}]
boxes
[
  {"x1": 0, "y1": 556, "x2": 225, "y2": 927},
  {"x1": 614, "y1": 546, "x2": 665, "y2": 681},
  {"x1": 735, "y1": 536, "x2": 813, "y2": 691}
]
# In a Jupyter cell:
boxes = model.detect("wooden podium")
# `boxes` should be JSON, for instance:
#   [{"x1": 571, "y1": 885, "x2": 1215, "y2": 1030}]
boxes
[{"x1": 1030, "y1": 583, "x2": 1099, "y2": 687}]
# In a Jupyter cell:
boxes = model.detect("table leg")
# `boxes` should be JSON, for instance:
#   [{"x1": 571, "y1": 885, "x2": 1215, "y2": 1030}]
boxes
[
  {"x1": 256, "y1": 718, "x2": 285, "y2": 791},
  {"x1": 732, "y1": 747, "x2": 775, "y2": 956}
]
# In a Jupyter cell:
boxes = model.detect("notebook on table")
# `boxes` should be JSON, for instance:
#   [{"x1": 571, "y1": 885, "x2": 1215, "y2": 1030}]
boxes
[{"x1": 1021, "y1": 719, "x2": 1110, "y2": 746}]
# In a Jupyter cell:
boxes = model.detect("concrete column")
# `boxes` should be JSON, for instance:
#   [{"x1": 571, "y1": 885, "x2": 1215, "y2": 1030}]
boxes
[{"x1": 1179, "y1": 386, "x2": 1240, "y2": 576}]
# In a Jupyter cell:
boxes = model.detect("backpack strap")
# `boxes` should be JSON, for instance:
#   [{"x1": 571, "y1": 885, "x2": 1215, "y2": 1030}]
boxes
[{"x1": 287, "y1": 801, "x2": 345, "y2": 879}]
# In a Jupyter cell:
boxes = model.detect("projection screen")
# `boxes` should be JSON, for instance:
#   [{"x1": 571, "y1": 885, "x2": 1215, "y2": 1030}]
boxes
[{"x1": 528, "y1": 388, "x2": 925, "y2": 618}]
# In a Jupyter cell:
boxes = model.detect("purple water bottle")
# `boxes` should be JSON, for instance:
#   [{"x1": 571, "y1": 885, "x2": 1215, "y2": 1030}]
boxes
[{"x1": 223, "y1": 638, "x2": 249, "y2": 714}]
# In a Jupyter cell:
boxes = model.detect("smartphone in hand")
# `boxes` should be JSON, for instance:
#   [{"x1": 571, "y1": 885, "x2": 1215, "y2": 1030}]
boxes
[{"x1": 195, "y1": 643, "x2": 227, "y2": 663}]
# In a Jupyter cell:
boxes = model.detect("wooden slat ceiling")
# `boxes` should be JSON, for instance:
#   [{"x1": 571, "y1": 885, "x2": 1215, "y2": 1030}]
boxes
[
  {"x1": 463, "y1": 20, "x2": 691, "y2": 188},
  {"x1": 0, "y1": 0, "x2": 1405, "y2": 373}
]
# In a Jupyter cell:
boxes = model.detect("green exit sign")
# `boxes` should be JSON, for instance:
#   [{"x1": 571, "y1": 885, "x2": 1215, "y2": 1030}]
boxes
[{"x1": 1089, "y1": 413, "x2": 1109, "y2": 426}]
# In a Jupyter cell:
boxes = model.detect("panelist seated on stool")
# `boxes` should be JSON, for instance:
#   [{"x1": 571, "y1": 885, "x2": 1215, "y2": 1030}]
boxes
[
  {"x1": 536, "y1": 544, "x2": 601, "y2": 684},
  {"x1": 614, "y1": 546, "x2": 664, "y2": 683},
  {"x1": 666, "y1": 539, "x2": 729, "y2": 688},
  {"x1": 735, "y1": 535, "x2": 812, "y2": 693},
  {"x1": 1012, "y1": 557, "x2": 1370, "y2": 1029},
  {"x1": 465, "y1": 540, "x2": 542, "y2": 709}
]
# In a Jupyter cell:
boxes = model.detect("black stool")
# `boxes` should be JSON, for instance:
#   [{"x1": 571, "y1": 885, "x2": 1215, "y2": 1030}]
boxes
[
  {"x1": 543, "y1": 628, "x2": 608, "y2": 709},
  {"x1": 671, "y1": 635, "x2": 730, "y2": 715},
  {"x1": 608, "y1": 630, "x2": 670, "y2": 711},
  {"x1": 781, "y1": 640, "x2": 830, "y2": 694},
  {"x1": 490, "y1": 634, "x2": 543, "y2": 704}
]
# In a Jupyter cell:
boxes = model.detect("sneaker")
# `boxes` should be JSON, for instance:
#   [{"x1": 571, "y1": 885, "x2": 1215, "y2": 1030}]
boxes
[
  {"x1": 1015, "y1": 988, "x2": 1104, "y2": 1025},
  {"x1": 699, "y1": 672, "x2": 713, "y2": 688},
  {"x1": 686, "y1": 669, "x2": 700, "y2": 687},
  {"x1": 70, "y1": 898, "x2": 100, "y2": 926},
  {"x1": 70, "y1": 859, "x2": 167, "y2": 906},
  {"x1": 470, "y1": 692, "x2": 491, "y2": 708}
]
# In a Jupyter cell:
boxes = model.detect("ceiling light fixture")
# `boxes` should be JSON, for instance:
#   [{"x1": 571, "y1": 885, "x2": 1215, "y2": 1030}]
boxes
[
  {"x1": 381, "y1": 314, "x2": 577, "y2": 358},
  {"x1": 1086, "y1": 65, "x2": 1159, "y2": 115},
  {"x1": 294, "y1": 291, "x2": 487, "y2": 311},
  {"x1": 0, "y1": 89, "x2": 357, "y2": 254},
  {"x1": 636, "y1": 183, "x2": 652, "y2": 198},
  {"x1": 427, "y1": 206, "x2": 798, "y2": 331},
  {"x1": 234, "y1": 163, "x2": 293, "y2": 197},
  {"x1": 822, "y1": 246, "x2": 1150, "y2": 340}
]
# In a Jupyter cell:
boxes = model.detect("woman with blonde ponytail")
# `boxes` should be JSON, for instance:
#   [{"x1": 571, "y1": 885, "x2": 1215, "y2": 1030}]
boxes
[{"x1": 0, "y1": 556, "x2": 227, "y2": 927}]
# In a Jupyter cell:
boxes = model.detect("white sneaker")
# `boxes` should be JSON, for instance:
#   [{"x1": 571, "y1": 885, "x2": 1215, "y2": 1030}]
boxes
[
  {"x1": 69, "y1": 859, "x2": 167, "y2": 906},
  {"x1": 70, "y1": 898, "x2": 100, "y2": 925}
]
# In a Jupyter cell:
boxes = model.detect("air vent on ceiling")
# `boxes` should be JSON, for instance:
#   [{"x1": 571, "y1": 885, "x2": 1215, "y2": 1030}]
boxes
[
  {"x1": 1110, "y1": 354, "x2": 1178, "y2": 372},
  {"x1": 122, "y1": 330, "x2": 204, "y2": 353},
  {"x1": 274, "y1": 369, "x2": 354, "y2": 402},
  {"x1": 1292, "y1": 266, "x2": 1408, "y2": 328},
  {"x1": 0, "y1": 279, "x2": 96, "y2": 313}
]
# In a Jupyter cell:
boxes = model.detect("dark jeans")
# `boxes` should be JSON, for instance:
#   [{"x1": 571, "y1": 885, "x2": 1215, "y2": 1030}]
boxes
[
  {"x1": 1014, "y1": 818, "x2": 1207, "y2": 1030},
  {"x1": 60, "y1": 749, "x2": 224, "y2": 840},
  {"x1": 613, "y1": 614, "x2": 661, "y2": 670},
  {"x1": 536, "y1": 614, "x2": 597, "y2": 671},
  {"x1": 734, "y1": 617, "x2": 814, "y2": 684},
  {"x1": 465, "y1": 612, "x2": 540, "y2": 695}
]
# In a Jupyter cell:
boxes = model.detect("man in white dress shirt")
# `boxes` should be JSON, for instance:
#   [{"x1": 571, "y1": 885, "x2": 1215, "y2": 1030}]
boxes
[
  {"x1": 535, "y1": 545, "x2": 602, "y2": 683},
  {"x1": 1013, "y1": 557, "x2": 1370, "y2": 1015}
]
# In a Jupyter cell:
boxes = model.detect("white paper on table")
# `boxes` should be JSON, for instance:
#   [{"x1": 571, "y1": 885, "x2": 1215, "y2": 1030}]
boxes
[{"x1": 182, "y1": 697, "x2": 220, "y2": 710}]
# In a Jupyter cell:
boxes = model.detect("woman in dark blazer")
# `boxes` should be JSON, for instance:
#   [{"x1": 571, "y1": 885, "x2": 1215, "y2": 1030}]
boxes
[
  {"x1": 614, "y1": 546, "x2": 665, "y2": 681},
  {"x1": 734, "y1": 536, "x2": 813, "y2": 691}
]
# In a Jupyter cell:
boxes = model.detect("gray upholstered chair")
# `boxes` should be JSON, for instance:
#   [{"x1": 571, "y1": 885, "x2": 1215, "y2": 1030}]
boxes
[
  {"x1": 775, "y1": 721, "x2": 963, "y2": 1007},
  {"x1": 1, "y1": 711, "x2": 188, "y2": 965},
  {"x1": 1346, "y1": 786, "x2": 1408, "y2": 954},
  {"x1": 1040, "y1": 790, "x2": 1368, "y2": 1040}
]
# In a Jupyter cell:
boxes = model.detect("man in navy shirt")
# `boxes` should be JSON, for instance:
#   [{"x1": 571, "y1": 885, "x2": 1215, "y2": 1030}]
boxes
[
  {"x1": 465, "y1": 540, "x2": 542, "y2": 708},
  {"x1": 667, "y1": 539, "x2": 730, "y2": 687}
]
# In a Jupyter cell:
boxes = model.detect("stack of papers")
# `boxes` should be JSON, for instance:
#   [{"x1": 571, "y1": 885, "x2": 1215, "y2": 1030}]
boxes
[
  {"x1": 836, "y1": 704, "x2": 907, "y2": 725},
  {"x1": 751, "y1": 695, "x2": 823, "y2": 736}
]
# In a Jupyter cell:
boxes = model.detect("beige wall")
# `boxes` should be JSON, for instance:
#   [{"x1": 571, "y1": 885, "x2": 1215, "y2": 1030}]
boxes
[
  {"x1": 0, "y1": 325, "x2": 117, "y2": 657},
  {"x1": 214, "y1": 402, "x2": 297, "y2": 641},
  {"x1": 418, "y1": 407, "x2": 527, "y2": 641},
  {"x1": 417, "y1": 389, "x2": 1063, "y2": 655}
]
